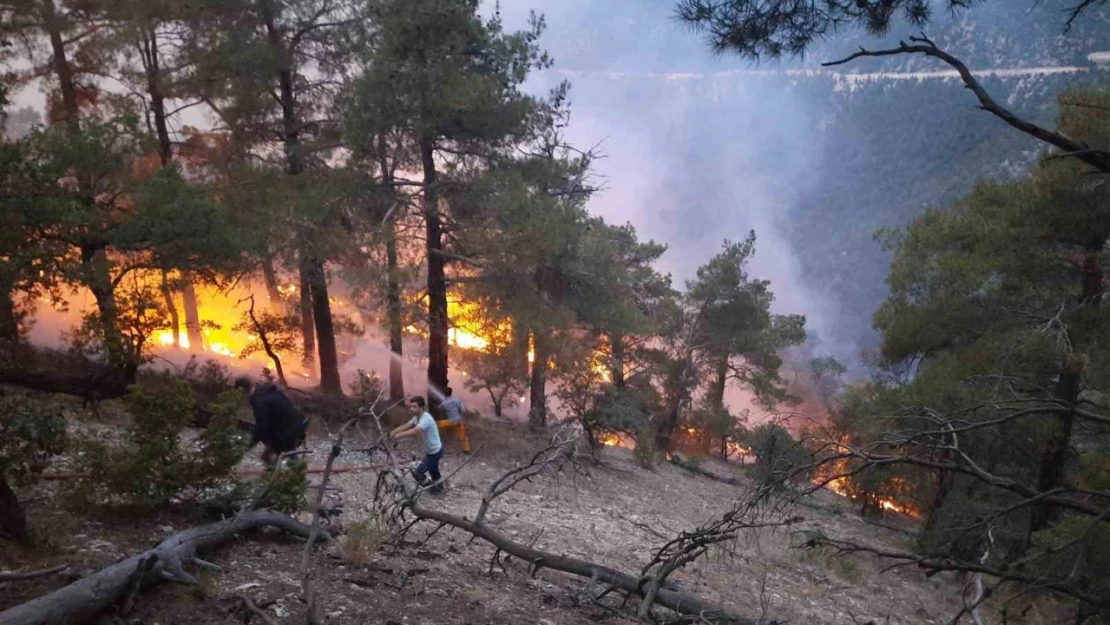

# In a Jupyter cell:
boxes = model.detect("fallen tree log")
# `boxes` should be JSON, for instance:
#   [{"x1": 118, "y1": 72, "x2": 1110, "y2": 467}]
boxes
[
  {"x1": 409, "y1": 503, "x2": 764, "y2": 624},
  {"x1": 668, "y1": 453, "x2": 744, "y2": 486},
  {"x1": 0, "y1": 510, "x2": 322, "y2": 625},
  {"x1": 0, "y1": 371, "x2": 128, "y2": 401}
]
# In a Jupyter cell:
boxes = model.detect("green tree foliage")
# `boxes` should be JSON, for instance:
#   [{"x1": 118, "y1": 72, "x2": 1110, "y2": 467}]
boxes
[
  {"x1": 344, "y1": 0, "x2": 552, "y2": 401},
  {"x1": 747, "y1": 422, "x2": 807, "y2": 488},
  {"x1": 646, "y1": 234, "x2": 805, "y2": 453},
  {"x1": 812, "y1": 87, "x2": 1110, "y2": 619},
  {"x1": 0, "y1": 392, "x2": 67, "y2": 540},
  {"x1": 675, "y1": 0, "x2": 1106, "y2": 61}
]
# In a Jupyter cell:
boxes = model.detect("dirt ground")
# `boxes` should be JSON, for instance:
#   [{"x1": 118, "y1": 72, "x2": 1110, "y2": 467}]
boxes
[{"x1": 1, "y1": 415, "x2": 1075, "y2": 625}]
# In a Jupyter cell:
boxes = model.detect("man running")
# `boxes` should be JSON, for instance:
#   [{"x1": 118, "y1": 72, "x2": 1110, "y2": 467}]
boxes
[
  {"x1": 437, "y1": 387, "x2": 470, "y2": 454},
  {"x1": 390, "y1": 396, "x2": 444, "y2": 494},
  {"x1": 234, "y1": 377, "x2": 307, "y2": 468}
]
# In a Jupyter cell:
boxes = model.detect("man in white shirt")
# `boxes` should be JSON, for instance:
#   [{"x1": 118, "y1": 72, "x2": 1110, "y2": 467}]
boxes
[{"x1": 390, "y1": 396, "x2": 444, "y2": 493}]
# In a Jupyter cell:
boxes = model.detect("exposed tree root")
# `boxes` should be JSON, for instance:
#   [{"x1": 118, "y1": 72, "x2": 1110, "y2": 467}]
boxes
[{"x1": 0, "y1": 510, "x2": 323, "y2": 625}]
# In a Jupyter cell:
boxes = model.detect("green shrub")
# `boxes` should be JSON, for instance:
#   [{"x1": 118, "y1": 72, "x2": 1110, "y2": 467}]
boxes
[
  {"x1": 0, "y1": 393, "x2": 68, "y2": 487},
  {"x1": 75, "y1": 373, "x2": 249, "y2": 508},
  {"x1": 748, "y1": 423, "x2": 809, "y2": 489}
]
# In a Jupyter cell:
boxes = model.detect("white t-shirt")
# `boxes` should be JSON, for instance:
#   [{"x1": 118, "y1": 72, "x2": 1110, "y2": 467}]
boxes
[{"x1": 408, "y1": 412, "x2": 442, "y2": 455}]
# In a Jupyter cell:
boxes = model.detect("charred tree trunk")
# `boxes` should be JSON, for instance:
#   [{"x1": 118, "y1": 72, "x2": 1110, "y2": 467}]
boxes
[
  {"x1": 306, "y1": 259, "x2": 341, "y2": 395},
  {"x1": 422, "y1": 137, "x2": 449, "y2": 404},
  {"x1": 298, "y1": 263, "x2": 315, "y2": 367},
  {"x1": 378, "y1": 144, "x2": 406, "y2": 404},
  {"x1": 610, "y1": 333, "x2": 625, "y2": 390},
  {"x1": 180, "y1": 272, "x2": 203, "y2": 351},
  {"x1": 159, "y1": 270, "x2": 180, "y2": 348},
  {"x1": 261, "y1": 256, "x2": 285, "y2": 314},
  {"x1": 528, "y1": 330, "x2": 548, "y2": 430},
  {"x1": 710, "y1": 354, "x2": 728, "y2": 410},
  {"x1": 385, "y1": 224, "x2": 405, "y2": 403},
  {"x1": 0, "y1": 474, "x2": 27, "y2": 542}
]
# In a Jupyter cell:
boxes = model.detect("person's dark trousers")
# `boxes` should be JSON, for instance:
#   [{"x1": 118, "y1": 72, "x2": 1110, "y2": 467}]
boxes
[{"x1": 412, "y1": 449, "x2": 444, "y2": 493}]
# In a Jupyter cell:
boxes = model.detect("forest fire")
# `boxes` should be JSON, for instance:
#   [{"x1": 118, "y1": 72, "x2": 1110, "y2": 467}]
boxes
[
  {"x1": 597, "y1": 432, "x2": 635, "y2": 449},
  {"x1": 815, "y1": 456, "x2": 921, "y2": 518}
]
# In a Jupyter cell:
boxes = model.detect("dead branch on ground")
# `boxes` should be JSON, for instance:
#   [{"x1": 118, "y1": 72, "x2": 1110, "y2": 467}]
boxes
[
  {"x1": 362, "y1": 402, "x2": 780, "y2": 624},
  {"x1": 0, "y1": 510, "x2": 321, "y2": 625},
  {"x1": 300, "y1": 418, "x2": 354, "y2": 625},
  {"x1": 0, "y1": 565, "x2": 68, "y2": 582}
]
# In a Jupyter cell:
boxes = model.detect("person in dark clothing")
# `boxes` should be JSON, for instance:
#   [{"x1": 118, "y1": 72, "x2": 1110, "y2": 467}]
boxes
[{"x1": 234, "y1": 377, "x2": 308, "y2": 468}]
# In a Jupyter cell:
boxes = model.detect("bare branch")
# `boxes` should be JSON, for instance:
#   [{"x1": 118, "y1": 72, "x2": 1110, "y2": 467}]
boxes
[{"x1": 822, "y1": 35, "x2": 1110, "y2": 174}]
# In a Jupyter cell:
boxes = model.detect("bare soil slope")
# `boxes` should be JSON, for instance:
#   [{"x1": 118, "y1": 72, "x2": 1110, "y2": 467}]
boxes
[{"x1": 2, "y1": 417, "x2": 1071, "y2": 625}]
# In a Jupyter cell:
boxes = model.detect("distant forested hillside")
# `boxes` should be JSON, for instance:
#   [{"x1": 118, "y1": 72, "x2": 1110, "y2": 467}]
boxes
[{"x1": 787, "y1": 68, "x2": 1108, "y2": 355}]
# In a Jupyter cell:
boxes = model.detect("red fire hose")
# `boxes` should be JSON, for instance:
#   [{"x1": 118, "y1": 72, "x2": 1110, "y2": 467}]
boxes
[{"x1": 39, "y1": 463, "x2": 393, "y2": 482}]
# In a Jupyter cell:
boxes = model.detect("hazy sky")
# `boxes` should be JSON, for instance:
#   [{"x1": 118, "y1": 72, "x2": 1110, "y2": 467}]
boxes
[{"x1": 494, "y1": 0, "x2": 850, "y2": 359}]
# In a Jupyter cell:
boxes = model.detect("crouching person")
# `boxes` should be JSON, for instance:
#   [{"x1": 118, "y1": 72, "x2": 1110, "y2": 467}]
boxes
[
  {"x1": 234, "y1": 377, "x2": 308, "y2": 468},
  {"x1": 390, "y1": 396, "x2": 444, "y2": 494}
]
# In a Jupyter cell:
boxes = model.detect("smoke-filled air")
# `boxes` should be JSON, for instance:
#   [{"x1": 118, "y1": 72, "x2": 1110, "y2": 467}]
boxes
[{"x1": 1, "y1": 1, "x2": 1109, "y2": 624}]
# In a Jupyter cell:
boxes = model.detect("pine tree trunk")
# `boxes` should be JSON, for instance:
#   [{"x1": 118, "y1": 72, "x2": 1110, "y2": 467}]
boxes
[
  {"x1": 0, "y1": 277, "x2": 20, "y2": 343},
  {"x1": 159, "y1": 270, "x2": 180, "y2": 348},
  {"x1": 377, "y1": 138, "x2": 406, "y2": 404},
  {"x1": 610, "y1": 333, "x2": 625, "y2": 390},
  {"x1": 528, "y1": 330, "x2": 548, "y2": 429},
  {"x1": 298, "y1": 262, "x2": 315, "y2": 367},
  {"x1": 386, "y1": 222, "x2": 405, "y2": 403},
  {"x1": 306, "y1": 259, "x2": 341, "y2": 395},
  {"x1": 710, "y1": 354, "x2": 728, "y2": 410},
  {"x1": 1031, "y1": 249, "x2": 1103, "y2": 533},
  {"x1": 41, "y1": 0, "x2": 79, "y2": 133},
  {"x1": 80, "y1": 244, "x2": 126, "y2": 370},
  {"x1": 181, "y1": 273, "x2": 204, "y2": 351},
  {"x1": 141, "y1": 29, "x2": 173, "y2": 167},
  {"x1": 0, "y1": 474, "x2": 27, "y2": 541},
  {"x1": 422, "y1": 137, "x2": 449, "y2": 402},
  {"x1": 261, "y1": 256, "x2": 285, "y2": 314}
]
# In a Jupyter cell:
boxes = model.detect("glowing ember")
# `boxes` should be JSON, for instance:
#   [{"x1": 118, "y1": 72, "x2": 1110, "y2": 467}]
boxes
[{"x1": 599, "y1": 433, "x2": 620, "y2": 447}]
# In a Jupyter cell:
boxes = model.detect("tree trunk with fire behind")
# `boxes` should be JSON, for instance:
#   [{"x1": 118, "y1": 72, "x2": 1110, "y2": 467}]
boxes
[
  {"x1": 159, "y1": 270, "x2": 180, "y2": 348},
  {"x1": 306, "y1": 258, "x2": 342, "y2": 395},
  {"x1": 386, "y1": 222, "x2": 405, "y2": 403},
  {"x1": 610, "y1": 332, "x2": 626, "y2": 390},
  {"x1": 422, "y1": 137, "x2": 449, "y2": 404},
  {"x1": 298, "y1": 263, "x2": 315, "y2": 366},
  {"x1": 261, "y1": 256, "x2": 286, "y2": 314},
  {"x1": 181, "y1": 273, "x2": 204, "y2": 350},
  {"x1": 528, "y1": 329, "x2": 549, "y2": 429}
]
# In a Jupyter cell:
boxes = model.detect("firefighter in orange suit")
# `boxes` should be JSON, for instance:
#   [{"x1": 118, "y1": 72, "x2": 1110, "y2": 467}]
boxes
[{"x1": 436, "y1": 386, "x2": 471, "y2": 453}]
